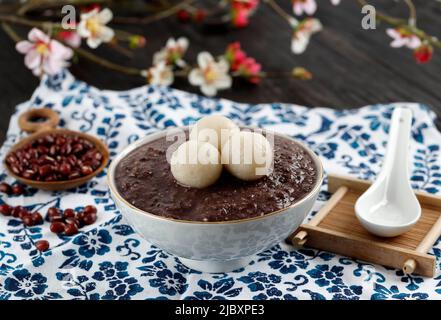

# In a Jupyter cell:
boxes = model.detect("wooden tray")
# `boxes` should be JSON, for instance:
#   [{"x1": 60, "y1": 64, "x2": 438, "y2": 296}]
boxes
[{"x1": 289, "y1": 174, "x2": 441, "y2": 277}]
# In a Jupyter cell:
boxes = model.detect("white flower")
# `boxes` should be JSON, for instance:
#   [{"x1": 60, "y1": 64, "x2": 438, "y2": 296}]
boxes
[
  {"x1": 386, "y1": 28, "x2": 421, "y2": 49},
  {"x1": 77, "y1": 8, "x2": 115, "y2": 49},
  {"x1": 292, "y1": 0, "x2": 317, "y2": 16},
  {"x1": 153, "y1": 37, "x2": 189, "y2": 68},
  {"x1": 291, "y1": 18, "x2": 322, "y2": 54},
  {"x1": 188, "y1": 52, "x2": 232, "y2": 97},
  {"x1": 330, "y1": 0, "x2": 341, "y2": 5},
  {"x1": 147, "y1": 61, "x2": 174, "y2": 86}
]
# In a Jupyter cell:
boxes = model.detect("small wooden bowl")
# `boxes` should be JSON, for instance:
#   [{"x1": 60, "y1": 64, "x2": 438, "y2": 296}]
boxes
[{"x1": 4, "y1": 108, "x2": 110, "y2": 191}]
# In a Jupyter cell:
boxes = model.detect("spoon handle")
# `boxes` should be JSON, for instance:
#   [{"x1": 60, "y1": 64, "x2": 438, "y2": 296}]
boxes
[{"x1": 380, "y1": 107, "x2": 412, "y2": 191}]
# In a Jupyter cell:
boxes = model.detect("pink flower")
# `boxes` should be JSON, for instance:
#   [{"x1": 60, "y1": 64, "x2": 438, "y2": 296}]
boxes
[
  {"x1": 238, "y1": 57, "x2": 262, "y2": 84},
  {"x1": 56, "y1": 30, "x2": 81, "y2": 48},
  {"x1": 292, "y1": 0, "x2": 317, "y2": 16},
  {"x1": 291, "y1": 18, "x2": 322, "y2": 54},
  {"x1": 386, "y1": 28, "x2": 421, "y2": 49},
  {"x1": 16, "y1": 28, "x2": 73, "y2": 76},
  {"x1": 231, "y1": 0, "x2": 259, "y2": 28},
  {"x1": 225, "y1": 42, "x2": 247, "y2": 71},
  {"x1": 225, "y1": 42, "x2": 261, "y2": 84}
]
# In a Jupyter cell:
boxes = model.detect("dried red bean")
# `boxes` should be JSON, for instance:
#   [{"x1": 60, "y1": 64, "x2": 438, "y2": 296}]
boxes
[
  {"x1": 11, "y1": 184, "x2": 25, "y2": 196},
  {"x1": 64, "y1": 222, "x2": 79, "y2": 236},
  {"x1": 22, "y1": 215, "x2": 34, "y2": 227},
  {"x1": 7, "y1": 134, "x2": 103, "y2": 182},
  {"x1": 83, "y1": 213, "x2": 97, "y2": 225},
  {"x1": 35, "y1": 240, "x2": 50, "y2": 252},
  {"x1": 59, "y1": 163, "x2": 72, "y2": 176},
  {"x1": 72, "y1": 143, "x2": 84, "y2": 154},
  {"x1": 45, "y1": 135, "x2": 54, "y2": 145},
  {"x1": 81, "y1": 166, "x2": 93, "y2": 176},
  {"x1": 47, "y1": 207, "x2": 60, "y2": 216},
  {"x1": 37, "y1": 145, "x2": 49, "y2": 155},
  {"x1": 38, "y1": 164, "x2": 53, "y2": 177},
  {"x1": 65, "y1": 217, "x2": 80, "y2": 228},
  {"x1": 84, "y1": 205, "x2": 97, "y2": 215},
  {"x1": 49, "y1": 145, "x2": 58, "y2": 156},
  {"x1": 6, "y1": 154, "x2": 18, "y2": 165},
  {"x1": 0, "y1": 204, "x2": 12, "y2": 216},
  {"x1": 11, "y1": 206, "x2": 24, "y2": 218},
  {"x1": 55, "y1": 137, "x2": 66, "y2": 146},
  {"x1": 0, "y1": 183, "x2": 12, "y2": 194},
  {"x1": 69, "y1": 172, "x2": 81, "y2": 180},
  {"x1": 22, "y1": 170, "x2": 36, "y2": 179},
  {"x1": 47, "y1": 207, "x2": 63, "y2": 222},
  {"x1": 63, "y1": 208, "x2": 76, "y2": 219},
  {"x1": 31, "y1": 212, "x2": 43, "y2": 225},
  {"x1": 10, "y1": 165, "x2": 22, "y2": 175},
  {"x1": 50, "y1": 221, "x2": 65, "y2": 234},
  {"x1": 76, "y1": 211, "x2": 86, "y2": 222}
]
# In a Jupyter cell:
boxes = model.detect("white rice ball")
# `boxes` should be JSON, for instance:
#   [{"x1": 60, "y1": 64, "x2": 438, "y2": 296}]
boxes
[
  {"x1": 189, "y1": 115, "x2": 240, "y2": 151},
  {"x1": 222, "y1": 131, "x2": 273, "y2": 181},
  {"x1": 170, "y1": 140, "x2": 222, "y2": 188}
]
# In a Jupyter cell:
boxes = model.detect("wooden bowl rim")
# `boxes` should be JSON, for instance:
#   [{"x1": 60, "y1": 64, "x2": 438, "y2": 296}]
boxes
[{"x1": 4, "y1": 128, "x2": 110, "y2": 189}]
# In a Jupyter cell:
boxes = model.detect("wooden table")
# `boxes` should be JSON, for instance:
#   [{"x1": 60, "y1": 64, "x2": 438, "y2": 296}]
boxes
[{"x1": 1, "y1": 0, "x2": 440, "y2": 144}]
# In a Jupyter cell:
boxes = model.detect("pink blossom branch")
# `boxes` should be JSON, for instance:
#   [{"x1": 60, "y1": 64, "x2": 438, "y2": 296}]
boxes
[
  {"x1": 112, "y1": 0, "x2": 197, "y2": 25},
  {"x1": 358, "y1": 0, "x2": 441, "y2": 49},
  {"x1": 264, "y1": 0, "x2": 297, "y2": 26}
]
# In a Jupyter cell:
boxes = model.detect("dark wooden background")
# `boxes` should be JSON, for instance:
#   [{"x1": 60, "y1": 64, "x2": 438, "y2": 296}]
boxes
[{"x1": 1, "y1": 0, "x2": 440, "y2": 144}]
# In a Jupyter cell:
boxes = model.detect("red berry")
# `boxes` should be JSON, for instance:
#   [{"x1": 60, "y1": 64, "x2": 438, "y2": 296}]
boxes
[
  {"x1": 0, "y1": 204, "x2": 12, "y2": 216},
  {"x1": 64, "y1": 222, "x2": 79, "y2": 236},
  {"x1": 177, "y1": 9, "x2": 190, "y2": 23},
  {"x1": 35, "y1": 240, "x2": 50, "y2": 252},
  {"x1": 414, "y1": 44, "x2": 433, "y2": 64},
  {"x1": 50, "y1": 221, "x2": 65, "y2": 234}
]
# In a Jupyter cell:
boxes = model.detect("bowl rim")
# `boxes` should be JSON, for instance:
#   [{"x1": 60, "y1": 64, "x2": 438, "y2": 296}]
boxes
[{"x1": 107, "y1": 126, "x2": 324, "y2": 225}]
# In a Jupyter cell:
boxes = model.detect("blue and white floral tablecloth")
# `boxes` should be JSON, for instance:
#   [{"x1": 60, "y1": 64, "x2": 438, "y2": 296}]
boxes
[{"x1": 0, "y1": 70, "x2": 441, "y2": 300}]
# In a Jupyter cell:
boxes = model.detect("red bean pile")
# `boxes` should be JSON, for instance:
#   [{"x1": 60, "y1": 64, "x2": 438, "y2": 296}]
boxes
[
  {"x1": 5, "y1": 133, "x2": 104, "y2": 182},
  {"x1": 47, "y1": 205, "x2": 97, "y2": 236},
  {"x1": 0, "y1": 204, "x2": 98, "y2": 252},
  {"x1": 0, "y1": 182, "x2": 26, "y2": 195}
]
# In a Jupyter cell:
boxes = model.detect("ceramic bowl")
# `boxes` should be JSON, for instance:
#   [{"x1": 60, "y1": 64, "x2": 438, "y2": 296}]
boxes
[{"x1": 107, "y1": 128, "x2": 324, "y2": 273}]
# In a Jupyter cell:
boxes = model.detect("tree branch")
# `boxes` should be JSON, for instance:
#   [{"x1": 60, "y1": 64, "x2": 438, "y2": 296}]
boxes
[{"x1": 112, "y1": 0, "x2": 196, "y2": 24}]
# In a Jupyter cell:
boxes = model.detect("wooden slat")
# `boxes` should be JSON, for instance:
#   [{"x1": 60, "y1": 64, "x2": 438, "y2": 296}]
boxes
[
  {"x1": 299, "y1": 225, "x2": 436, "y2": 277},
  {"x1": 291, "y1": 174, "x2": 441, "y2": 277}
]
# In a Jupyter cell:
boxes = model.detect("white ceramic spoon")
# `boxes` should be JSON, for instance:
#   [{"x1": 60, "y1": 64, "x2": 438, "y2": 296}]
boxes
[{"x1": 355, "y1": 107, "x2": 421, "y2": 237}]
